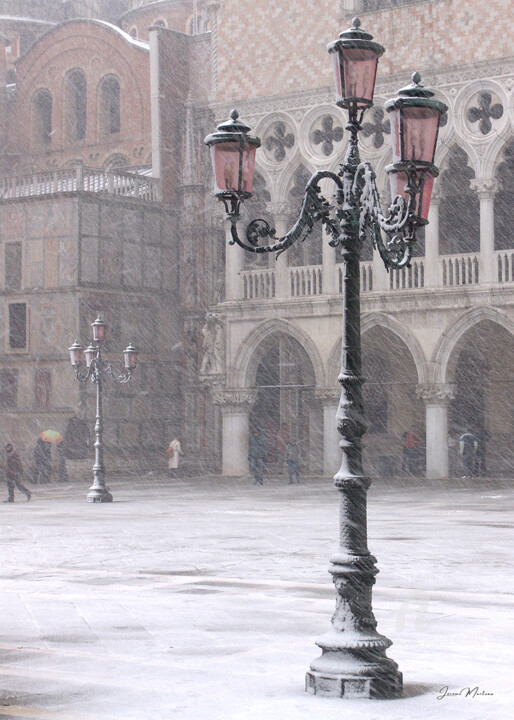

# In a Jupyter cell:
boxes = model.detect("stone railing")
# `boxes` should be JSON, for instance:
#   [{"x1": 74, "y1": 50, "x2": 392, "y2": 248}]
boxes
[
  {"x1": 440, "y1": 253, "x2": 479, "y2": 287},
  {"x1": 0, "y1": 166, "x2": 160, "y2": 202},
  {"x1": 241, "y1": 268, "x2": 275, "y2": 300},
  {"x1": 290, "y1": 265, "x2": 323, "y2": 297},
  {"x1": 389, "y1": 258, "x2": 424, "y2": 290},
  {"x1": 495, "y1": 250, "x2": 514, "y2": 283}
]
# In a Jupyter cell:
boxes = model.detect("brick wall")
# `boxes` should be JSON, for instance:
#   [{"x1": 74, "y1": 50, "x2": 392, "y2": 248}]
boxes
[
  {"x1": 215, "y1": 0, "x2": 513, "y2": 103},
  {"x1": 9, "y1": 20, "x2": 152, "y2": 172}
]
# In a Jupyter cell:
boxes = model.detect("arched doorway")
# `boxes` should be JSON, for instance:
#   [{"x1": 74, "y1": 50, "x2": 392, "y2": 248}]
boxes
[
  {"x1": 248, "y1": 332, "x2": 320, "y2": 475},
  {"x1": 361, "y1": 325, "x2": 423, "y2": 478},
  {"x1": 447, "y1": 320, "x2": 514, "y2": 476}
]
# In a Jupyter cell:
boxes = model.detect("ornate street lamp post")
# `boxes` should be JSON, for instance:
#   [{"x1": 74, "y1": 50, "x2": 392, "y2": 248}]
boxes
[
  {"x1": 68, "y1": 317, "x2": 138, "y2": 503},
  {"x1": 205, "y1": 18, "x2": 446, "y2": 699}
]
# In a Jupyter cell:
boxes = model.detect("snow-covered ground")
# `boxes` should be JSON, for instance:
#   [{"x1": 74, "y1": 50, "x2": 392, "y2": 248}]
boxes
[{"x1": 0, "y1": 474, "x2": 512, "y2": 719}]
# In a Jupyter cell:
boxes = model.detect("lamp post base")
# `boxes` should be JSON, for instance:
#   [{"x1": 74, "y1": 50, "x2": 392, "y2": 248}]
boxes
[
  {"x1": 306, "y1": 666, "x2": 402, "y2": 699},
  {"x1": 87, "y1": 487, "x2": 113, "y2": 503}
]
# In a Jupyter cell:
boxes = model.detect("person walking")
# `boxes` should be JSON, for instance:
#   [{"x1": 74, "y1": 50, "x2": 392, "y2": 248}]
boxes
[
  {"x1": 276, "y1": 423, "x2": 289, "y2": 473},
  {"x1": 3, "y1": 443, "x2": 31, "y2": 502},
  {"x1": 33, "y1": 438, "x2": 52, "y2": 484},
  {"x1": 57, "y1": 443, "x2": 69, "y2": 482},
  {"x1": 474, "y1": 427, "x2": 490, "y2": 477},
  {"x1": 403, "y1": 428, "x2": 420, "y2": 475},
  {"x1": 248, "y1": 429, "x2": 268, "y2": 485},
  {"x1": 166, "y1": 436, "x2": 183, "y2": 478},
  {"x1": 286, "y1": 439, "x2": 301, "y2": 485},
  {"x1": 459, "y1": 431, "x2": 478, "y2": 479}
]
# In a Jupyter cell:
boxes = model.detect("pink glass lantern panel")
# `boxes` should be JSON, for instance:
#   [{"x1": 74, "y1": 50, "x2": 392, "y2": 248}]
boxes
[
  {"x1": 211, "y1": 141, "x2": 257, "y2": 194},
  {"x1": 401, "y1": 106, "x2": 440, "y2": 164},
  {"x1": 333, "y1": 48, "x2": 378, "y2": 106},
  {"x1": 389, "y1": 170, "x2": 434, "y2": 221},
  {"x1": 69, "y1": 343, "x2": 83, "y2": 366},
  {"x1": 92, "y1": 319, "x2": 107, "y2": 343},
  {"x1": 84, "y1": 345, "x2": 98, "y2": 368}
]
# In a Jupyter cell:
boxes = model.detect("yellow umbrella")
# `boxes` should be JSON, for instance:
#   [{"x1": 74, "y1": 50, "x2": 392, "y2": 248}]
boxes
[{"x1": 40, "y1": 429, "x2": 64, "y2": 444}]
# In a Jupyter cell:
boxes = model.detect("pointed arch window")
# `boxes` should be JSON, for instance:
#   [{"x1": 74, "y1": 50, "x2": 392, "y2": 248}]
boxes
[
  {"x1": 495, "y1": 143, "x2": 514, "y2": 250},
  {"x1": 65, "y1": 70, "x2": 87, "y2": 142},
  {"x1": 439, "y1": 146, "x2": 479, "y2": 255},
  {"x1": 32, "y1": 89, "x2": 53, "y2": 147},
  {"x1": 99, "y1": 76, "x2": 121, "y2": 137}
]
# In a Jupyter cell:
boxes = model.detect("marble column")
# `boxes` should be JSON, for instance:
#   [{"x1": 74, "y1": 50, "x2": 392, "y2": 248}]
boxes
[
  {"x1": 314, "y1": 388, "x2": 342, "y2": 476},
  {"x1": 319, "y1": 177, "x2": 336, "y2": 295},
  {"x1": 424, "y1": 186, "x2": 441, "y2": 287},
  {"x1": 416, "y1": 384, "x2": 456, "y2": 479},
  {"x1": 267, "y1": 203, "x2": 290, "y2": 298},
  {"x1": 224, "y1": 219, "x2": 244, "y2": 300},
  {"x1": 471, "y1": 178, "x2": 498, "y2": 284},
  {"x1": 212, "y1": 388, "x2": 257, "y2": 476}
]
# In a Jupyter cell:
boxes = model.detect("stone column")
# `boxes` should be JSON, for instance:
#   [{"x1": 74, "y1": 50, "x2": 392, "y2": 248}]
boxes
[
  {"x1": 319, "y1": 177, "x2": 337, "y2": 295},
  {"x1": 267, "y1": 203, "x2": 290, "y2": 298},
  {"x1": 424, "y1": 186, "x2": 441, "y2": 287},
  {"x1": 314, "y1": 388, "x2": 342, "y2": 476},
  {"x1": 471, "y1": 178, "x2": 498, "y2": 284},
  {"x1": 224, "y1": 219, "x2": 244, "y2": 300},
  {"x1": 212, "y1": 389, "x2": 257, "y2": 476},
  {"x1": 416, "y1": 384, "x2": 456, "y2": 479},
  {"x1": 205, "y1": 2, "x2": 220, "y2": 103}
]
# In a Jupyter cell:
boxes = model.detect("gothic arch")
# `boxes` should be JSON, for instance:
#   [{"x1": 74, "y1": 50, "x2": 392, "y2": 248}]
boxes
[
  {"x1": 431, "y1": 307, "x2": 514, "y2": 385},
  {"x1": 326, "y1": 312, "x2": 429, "y2": 385},
  {"x1": 231, "y1": 319, "x2": 325, "y2": 389}
]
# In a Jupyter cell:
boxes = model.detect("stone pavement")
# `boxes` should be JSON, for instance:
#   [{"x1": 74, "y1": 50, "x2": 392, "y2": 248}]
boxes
[{"x1": 0, "y1": 474, "x2": 512, "y2": 719}]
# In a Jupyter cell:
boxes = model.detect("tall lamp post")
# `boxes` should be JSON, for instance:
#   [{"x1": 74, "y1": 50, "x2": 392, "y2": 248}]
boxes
[
  {"x1": 205, "y1": 18, "x2": 446, "y2": 699},
  {"x1": 68, "y1": 316, "x2": 138, "y2": 503}
]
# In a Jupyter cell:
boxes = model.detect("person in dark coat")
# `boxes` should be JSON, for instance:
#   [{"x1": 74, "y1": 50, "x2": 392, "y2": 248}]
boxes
[
  {"x1": 474, "y1": 427, "x2": 490, "y2": 477},
  {"x1": 4, "y1": 443, "x2": 31, "y2": 502},
  {"x1": 57, "y1": 443, "x2": 69, "y2": 482},
  {"x1": 33, "y1": 438, "x2": 52, "y2": 484},
  {"x1": 285, "y1": 439, "x2": 301, "y2": 484},
  {"x1": 248, "y1": 429, "x2": 268, "y2": 485}
]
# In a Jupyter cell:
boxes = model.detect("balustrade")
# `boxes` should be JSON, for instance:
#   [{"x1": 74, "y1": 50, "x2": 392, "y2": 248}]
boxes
[
  {"x1": 290, "y1": 265, "x2": 323, "y2": 297},
  {"x1": 440, "y1": 253, "x2": 479, "y2": 287},
  {"x1": 241, "y1": 268, "x2": 275, "y2": 300},
  {"x1": 495, "y1": 250, "x2": 514, "y2": 283},
  {"x1": 0, "y1": 167, "x2": 159, "y2": 201},
  {"x1": 389, "y1": 258, "x2": 424, "y2": 290}
]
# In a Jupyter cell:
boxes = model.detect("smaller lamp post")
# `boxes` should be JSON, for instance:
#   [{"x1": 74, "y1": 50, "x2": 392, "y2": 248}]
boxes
[{"x1": 68, "y1": 317, "x2": 138, "y2": 503}]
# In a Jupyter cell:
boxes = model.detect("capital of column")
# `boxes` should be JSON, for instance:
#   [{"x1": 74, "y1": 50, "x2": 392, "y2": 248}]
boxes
[
  {"x1": 470, "y1": 178, "x2": 499, "y2": 200},
  {"x1": 266, "y1": 201, "x2": 291, "y2": 222},
  {"x1": 313, "y1": 387, "x2": 341, "y2": 405},
  {"x1": 212, "y1": 388, "x2": 257, "y2": 409},
  {"x1": 416, "y1": 384, "x2": 456, "y2": 405}
]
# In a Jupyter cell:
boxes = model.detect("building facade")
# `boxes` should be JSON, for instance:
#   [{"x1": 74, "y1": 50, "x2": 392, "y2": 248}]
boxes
[{"x1": 0, "y1": 0, "x2": 512, "y2": 478}]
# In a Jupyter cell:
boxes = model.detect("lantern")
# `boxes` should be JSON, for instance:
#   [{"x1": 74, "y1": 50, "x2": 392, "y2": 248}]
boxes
[
  {"x1": 204, "y1": 109, "x2": 261, "y2": 198},
  {"x1": 385, "y1": 73, "x2": 447, "y2": 222},
  {"x1": 84, "y1": 343, "x2": 98, "y2": 368},
  {"x1": 123, "y1": 343, "x2": 138, "y2": 370},
  {"x1": 327, "y1": 17, "x2": 384, "y2": 109},
  {"x1": 68, "y1": 340, "x2": 83, "y2": 367},
  {"x1": 91, "y1": 316, "x2": 107, "y2": 343}
]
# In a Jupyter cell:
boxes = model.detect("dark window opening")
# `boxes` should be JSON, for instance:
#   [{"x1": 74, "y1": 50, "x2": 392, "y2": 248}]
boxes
[
  {"x1": 0, "y1": 370, "x2": 17, "y2": 408},
  {"x1": 99, "y1": 77, "x2": 121, "y2": 136},
  {"x1": 9, "y1": 303, "x2": 27, "y2": 349},
  {"x1": 439, "y1": 147, "x2": 479, "y2": 255},
  {"x1": 5, "y1": 242, "x2": 22, "y2": 291},
  {"x1": 65, "y1": 70, "x2": 87, "y2": 142},
  {"x1": 33, "y1": 89, "x2": 53, "y2": 146}
]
